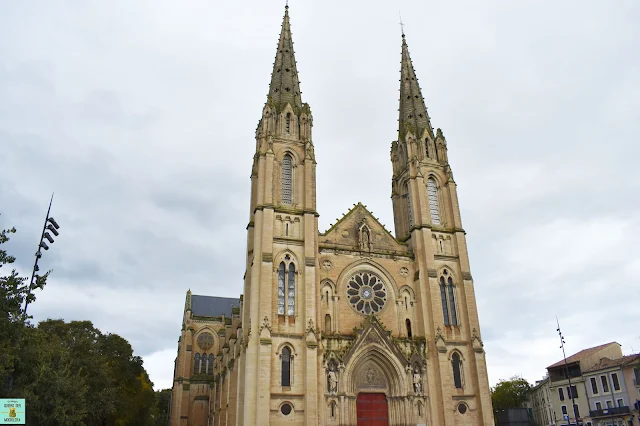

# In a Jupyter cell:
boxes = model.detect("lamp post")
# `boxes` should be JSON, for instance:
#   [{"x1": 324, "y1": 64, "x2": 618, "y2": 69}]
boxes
[
  {"x1": 557, "y1": 318, "x2": 580, "y2": 425},
  {"x1": 22, "y1": 194, "x2": 60, "y2": 320},
  {"x1": 7, "y1": 194, "x2": 61, "y2": 392}
]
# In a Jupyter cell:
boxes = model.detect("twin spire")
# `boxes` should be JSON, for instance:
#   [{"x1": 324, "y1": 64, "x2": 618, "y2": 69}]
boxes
[
  {"x1": 267, "y1": 4, "x2": 303, "y2": 113},
  {"x1": 266, "y1": 5, "x2": 433, "y2": 142}
]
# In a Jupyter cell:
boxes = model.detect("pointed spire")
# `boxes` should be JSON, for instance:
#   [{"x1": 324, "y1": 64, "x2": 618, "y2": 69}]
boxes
[
  {"x1": 398, "y1": 34, "x2": 434, "y2": 141},
  {"x1": 267, "y1": 4, "x2": 303, "y2": 112}
]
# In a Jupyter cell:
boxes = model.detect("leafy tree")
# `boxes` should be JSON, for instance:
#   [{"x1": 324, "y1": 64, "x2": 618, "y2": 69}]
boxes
[
  {"x1": 153, "y1": 389, "x2": 172, "y2": 426},
  {"x1": 0, "y1": 219, "x2": 49, "y2": 394},
  {"x1": 1, "y1": 215, "x2": 158, "y2": 425},
  {"x1": 491, "y1": 375, "x2": 533, "y2": 412}
]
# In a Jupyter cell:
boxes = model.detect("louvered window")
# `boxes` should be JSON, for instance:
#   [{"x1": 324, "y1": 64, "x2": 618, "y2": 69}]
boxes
[
  {"x1": 282, "y1": 154, "x2": 293, "y2": 204},
  {"x1": 447, "y1": 277, "x2": 457, "y2": 326},
  {"x1": 278, "y1": 262, "x2": 286, "y2": 315},
  {"x1": 427, "y1": 178, "x2": 441, "y2": 225},
  {"x1": 440, "y1": 277, "x2": 449, "y2": 326},
  {"x1": 405, "y1": 183, "x2": 413, "y2": 229}
]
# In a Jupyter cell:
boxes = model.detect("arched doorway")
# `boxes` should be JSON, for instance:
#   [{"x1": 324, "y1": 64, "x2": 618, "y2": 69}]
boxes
[{"x1": 356, "y1": 393, "x2": 389, "y2": 426}]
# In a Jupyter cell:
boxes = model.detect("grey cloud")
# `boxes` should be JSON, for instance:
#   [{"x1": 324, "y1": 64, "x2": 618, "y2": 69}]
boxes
[{"x1": 1, "y1": 1, "x2": 639, "y2": 390}]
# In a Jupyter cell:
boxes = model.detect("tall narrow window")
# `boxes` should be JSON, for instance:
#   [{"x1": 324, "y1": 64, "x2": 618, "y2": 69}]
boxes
[
  {"x1": 612, "y1": 373, "x2": 620, "y2": 391},
  {"x1": 282, "y1": 154, "x2": 293, "y2": 204},
  {"x1": 281, "y1": 347, "x2": 291, "y2": 386},
  {"x1": 452, "y1": 352, "x2": 462, "y2": 388},
  {"x1": 194, "y1": 353, "x2": 201, "y2": 375},
  {"x1": 287, "y1": 263, "x2": 296, "y2": 315},
  {"x1": 425, "y1": 138, "x2": 430, "y2": 158},
  {"x1": 558, "y1": 388, "x2": 564, "y2": 401},
  {"x1": 590, "y1": 377, "x2": 598, "y2": 394},
  {"x1": 427, "y1": 178, "x2": 441, "y2": 225},
  {"x1": 601, "y1": 375, "x2": 609, "y2": 393},
  {"x1": 405, "y1": 183, "x2": 413, "y2": 229},
  {"x1": 325, "y1": 314, "x2": 331, "y2": 333},
  {"x1": 278, "y1": 262, "x2": 286, "y2": 315},
  {"x1": 285, "y1": 113, "x2": 291, "y2": 134},
  {"x1": 447, "y1": 277, "x2": 458, "y2": 326},
  {"x1": 208, "y1": 354, "x2": 214, "y2": 375},
  {"x1": 440, "y1": 277, "x2": 450, "y2": 326},
  {"x1": 200, "y1": 353, "x2": 206, "y2": 374},
  {"x1": 406, "y1": 319, "x2": 412, "y2": 338},
  {"x1": 330, "y1": 401, "x2": 336, "y2": 418}
]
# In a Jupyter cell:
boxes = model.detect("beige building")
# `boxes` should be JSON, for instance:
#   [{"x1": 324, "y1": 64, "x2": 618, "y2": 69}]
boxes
[
  {"x1": 170, "y1": 5, "x2": 495, "y2": 426},
  {"x1": 529, "y1": 376, "x2": 555, "y2": 426}
]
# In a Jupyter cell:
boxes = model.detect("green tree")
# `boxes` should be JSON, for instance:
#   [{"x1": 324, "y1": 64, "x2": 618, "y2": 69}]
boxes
[
  {"x1": 153, "y1": 389, "x2": 172, "y2": 426},
  {"x1": 491, "y1": 375, "x2": 533, "y2": 412},
  {"x1": 1, "y1": 215, "x2": 158, "y2": 425},
  {"x1": 0, "y1": 219, "x2": 49, "y2": 395}
]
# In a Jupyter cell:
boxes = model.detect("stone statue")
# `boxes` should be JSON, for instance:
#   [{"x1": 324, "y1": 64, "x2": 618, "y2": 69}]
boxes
[
  {"x1": 328, "y1": 366, "x2": 338, "y2": 394},
  {"x1": 358, "y1": 220, "x2": 372, "y2": 251},
  {"x1": 413, "y1": 369, "x2": 422, "y2": 394}
]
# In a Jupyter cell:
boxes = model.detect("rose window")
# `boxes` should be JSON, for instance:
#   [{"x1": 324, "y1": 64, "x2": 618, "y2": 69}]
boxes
[
  {"x1": 197, "y1": 332, "x2": 214, "y2": 351},
  {"x1": 346, "y1": 271, "x2": 388, "y2": 315}
]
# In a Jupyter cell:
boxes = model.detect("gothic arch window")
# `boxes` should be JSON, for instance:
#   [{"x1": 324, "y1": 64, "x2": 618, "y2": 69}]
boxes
[
  {"x1": 281, "y1": 346, "x2": 292, "y2": 386},
  {"x1": 208, "y1": 354, "x2": 214, "y2": 375},
  {"x1": 201, "y1": 353, "x2": 206, "y2": 374},
  {"x1": 325, "y1": 314, "x2": 331, "y2": 334},
  {"x1": 285, "y1": 112, "x2": 291, "y2": 134},
  {"x1": 447, "y1": 276, "x2": 458, "y2": 326},
  {"x1": 406, "y1": 318, "x2": 412, "y2": 338},
  {"x1": 427, "y1": 177, "x2": 441, "y2": 225},
  {"x1": 425, "y1": 138, "x2": 430, "y2": 158},
  {"x1": 440, "y1": 276, "x2": 450, "y2": 326},
  {"x1": 403, "y1": 182, "x2": 413, "y2": 230},
  {"x1": 282, "y1": 154, "x2": 293, "y2": 205},
  {"x1": 277, "y1": 255, "x2": 296, "y2": 316},
  {"x1": 440, "y1": 270, "x2": 458, "y2": 326},
  {"x1": 194, "y1": 353, "x2": 201, "y2": 374},
  {"x1": 452, "y1": 352, "x2": 463, "y2": 388}
]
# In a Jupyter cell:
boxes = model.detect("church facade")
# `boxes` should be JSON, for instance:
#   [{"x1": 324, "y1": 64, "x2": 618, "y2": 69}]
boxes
[{"x1": 170, "y1": 5, "x2": 495, "y2": 426}]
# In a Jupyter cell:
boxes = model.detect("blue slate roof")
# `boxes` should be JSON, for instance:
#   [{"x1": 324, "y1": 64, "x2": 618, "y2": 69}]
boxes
[{"x1": 191, "y1": 295, "x2": 239, "y2": 318}]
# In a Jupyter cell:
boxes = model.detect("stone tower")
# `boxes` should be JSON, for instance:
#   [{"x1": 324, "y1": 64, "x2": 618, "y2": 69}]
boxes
[
  {"x1": 237, "y1": 4, "x2": 320, "y2": 425},
  {"x1": 171, "y1": 6, "x2": 495, "y2": 426}
]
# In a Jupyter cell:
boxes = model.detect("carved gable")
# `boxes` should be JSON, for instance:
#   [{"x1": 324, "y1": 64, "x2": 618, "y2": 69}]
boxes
[
  {"x1": 319, "y1": 203, "x2": 409, "y2": 256},
  {"x1": 343, "y1": 316, "x2": 409, "y2": 366}
]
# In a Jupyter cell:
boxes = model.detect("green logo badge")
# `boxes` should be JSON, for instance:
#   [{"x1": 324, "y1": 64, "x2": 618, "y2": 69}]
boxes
[{"x1": 0, "y1": 399, "x2": 25, "y2": 424}]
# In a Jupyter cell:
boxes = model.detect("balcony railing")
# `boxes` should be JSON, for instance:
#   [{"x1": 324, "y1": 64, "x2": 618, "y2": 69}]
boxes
[{"x1": 589, "y1": 406, "x2": 630, "y2": 418}]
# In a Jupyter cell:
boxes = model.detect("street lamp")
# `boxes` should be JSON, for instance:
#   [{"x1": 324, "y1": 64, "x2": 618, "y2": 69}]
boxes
[
  {"x1": 557, "y1": 318, "x2": 580, "y2": 425},
  {"x1": 22, "y1": 194, "x2": 60, "y2": 319},
  {"x1": 7, "y1": 194, "x2": 61, "y2": 393}
]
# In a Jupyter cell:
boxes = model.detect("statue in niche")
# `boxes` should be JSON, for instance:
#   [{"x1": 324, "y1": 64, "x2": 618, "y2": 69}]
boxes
[
  {"x1": 327, "y1": 363, "x2": 338, "y2": 394},
  {"x1": 305, "y1": 141, "x2": 315, "y2": 160},
  {"x1": 358, "y1": 219, "x2": 372, "y2": 252},
  {"x1": 413, "y1": 368, "x2": 422, "y2": 394}
]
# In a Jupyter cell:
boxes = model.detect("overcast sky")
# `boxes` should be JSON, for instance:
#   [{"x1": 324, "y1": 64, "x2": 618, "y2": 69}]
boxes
[{"x1": 1, "y1": 1, "x2": 639, "y2": 391}]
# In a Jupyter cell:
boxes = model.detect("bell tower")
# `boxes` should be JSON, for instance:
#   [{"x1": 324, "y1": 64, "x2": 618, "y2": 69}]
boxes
[
  {"x1": 390, "y1": 32, "x2": 495, "y2": 425},
  {"x1": 238, "y1": 4, "x2": 319, "y2": 425}
]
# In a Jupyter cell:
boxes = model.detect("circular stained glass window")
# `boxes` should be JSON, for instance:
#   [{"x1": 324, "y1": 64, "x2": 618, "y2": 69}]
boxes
[
  {"x1": 197, "y1": 332, "x2": 214, "y2": 351},
  {"x1": 346, "y1": 271, "x2": 388, "y2": 315}
]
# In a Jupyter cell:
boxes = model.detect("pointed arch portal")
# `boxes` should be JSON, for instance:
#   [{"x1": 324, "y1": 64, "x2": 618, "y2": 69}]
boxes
[{"x1": 357, "y1": 393, "x2": 389, "y2": 426}]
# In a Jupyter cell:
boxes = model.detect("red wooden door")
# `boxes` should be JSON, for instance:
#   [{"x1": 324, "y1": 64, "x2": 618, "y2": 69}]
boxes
[{"x1": 357, "y1": 393, "x2": 389, "y2": 426}]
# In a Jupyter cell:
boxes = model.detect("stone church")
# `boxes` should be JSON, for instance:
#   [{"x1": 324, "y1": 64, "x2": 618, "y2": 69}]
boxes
[{"x1": 170, "y1": 5, "x2": 494, "y2": 426}]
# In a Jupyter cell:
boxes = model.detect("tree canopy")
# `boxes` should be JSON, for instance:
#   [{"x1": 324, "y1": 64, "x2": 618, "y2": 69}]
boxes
[
  {"x1": 1, "y1": 218, "x2": 169, "y2": 425},
  {"x1": 491, "y1": 375, "x2": 533, "y2": 412}
]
